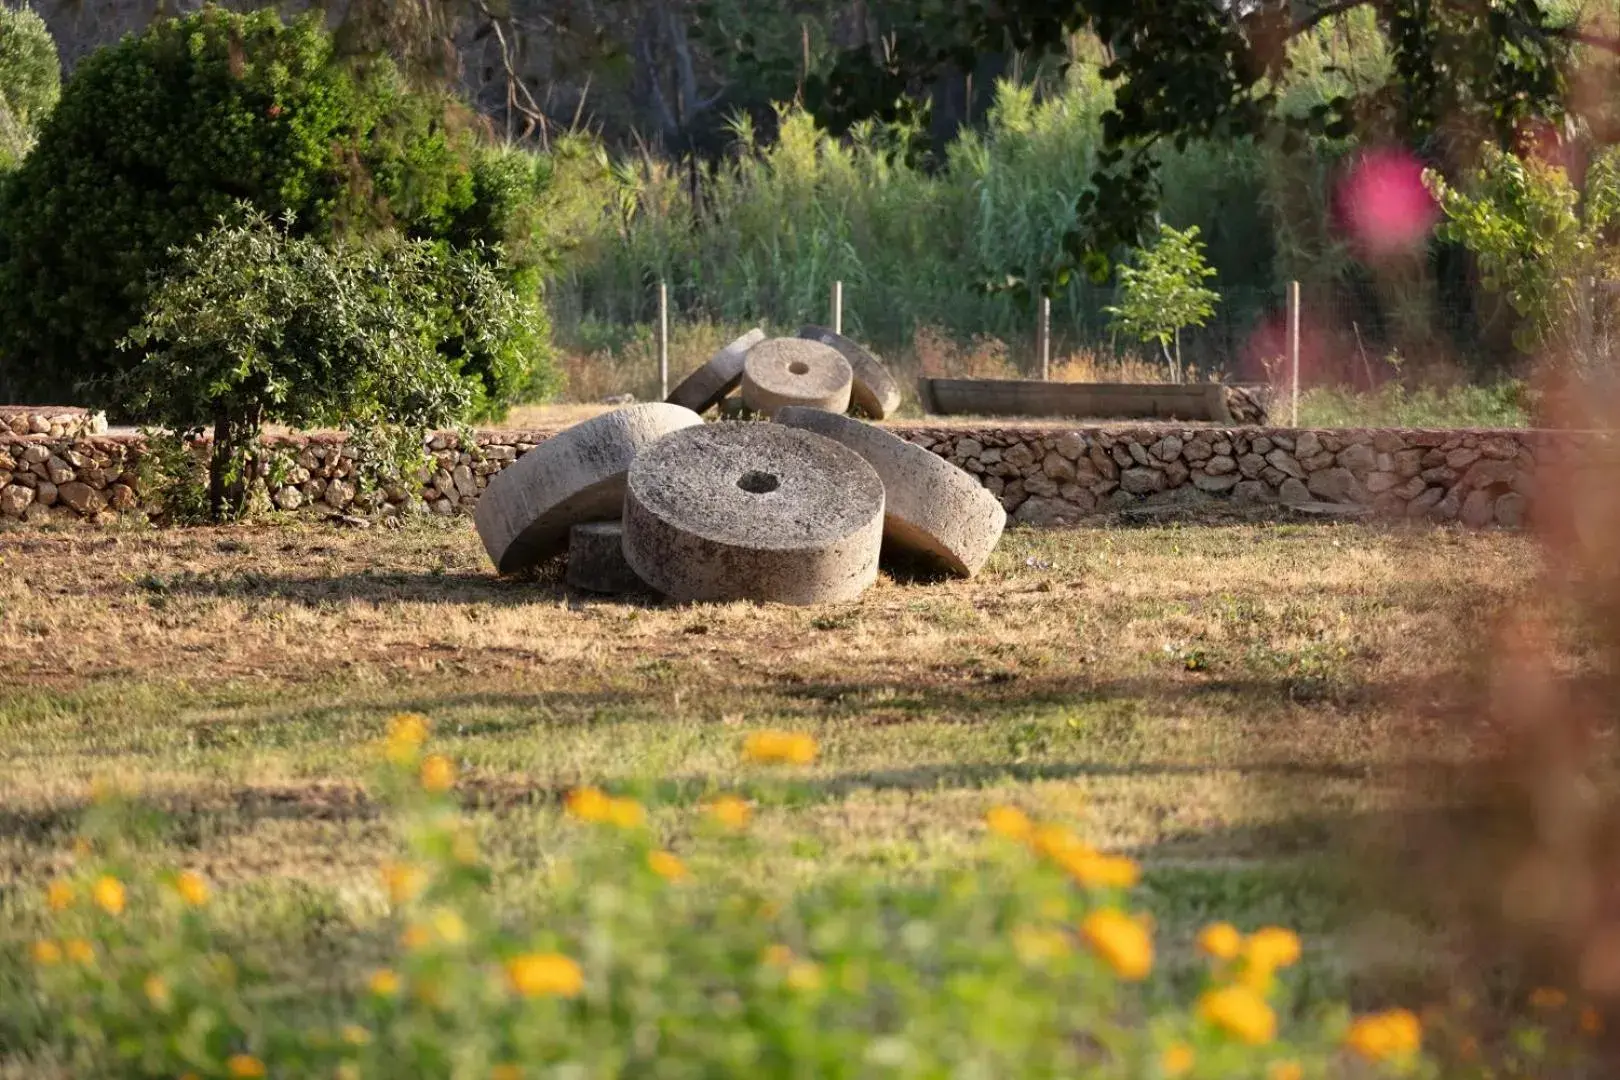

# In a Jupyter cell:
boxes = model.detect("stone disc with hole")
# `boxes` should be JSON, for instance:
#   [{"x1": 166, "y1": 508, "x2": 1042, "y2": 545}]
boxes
[
  {"x1": 475, "y1": 403, "x2": 704, "y2": 574},
  {"x1": 795, "y1": 326, "x2": 902, "y2": 418},
  {"x1": 739, "y1": 338, "x2": 852, "y2": 417},
  {"x1": 622, "y1": 423, "x2": 884, "y2": 604},
  {"x1": 665, "y1": 328, "x2": 766, "y2": 413},
  {"x1": 565, "y1": 521, "x2": 648, "y2": 595},
  {"x1": 774, "y1": 407, "x2": 1006, "y2": 577}
]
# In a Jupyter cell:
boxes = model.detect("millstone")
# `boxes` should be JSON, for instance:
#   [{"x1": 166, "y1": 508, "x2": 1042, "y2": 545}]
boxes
[
  {"x1": 795, "y1": 326, "x2": 902, "y2": 419},
  {"x1": 740, "y1": 338, "x2": 852, "y2": 417},
  {"x1": 622, "y1": 423, "x2": 885, "y2": 605},
  {"x1": 774, "y1": 407, "x2": 1007, "y2": 577},
  {"x1": 565, "y1": 521, "x2": 648, "y2": 595},
  {"x1": 474, "y1": 402, "x2": 703, "y2": 574},
  {"x1": 665, "y1": 328, "x2": 766, "y2": 413}
]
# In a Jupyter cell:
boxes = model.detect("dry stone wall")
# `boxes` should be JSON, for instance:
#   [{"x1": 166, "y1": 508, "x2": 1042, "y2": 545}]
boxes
[{"x1": 0, "y1": 423, "x2": 1604, "y2": 529}]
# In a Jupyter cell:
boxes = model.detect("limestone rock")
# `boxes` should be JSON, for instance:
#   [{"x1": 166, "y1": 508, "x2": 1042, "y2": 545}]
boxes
[
  {"x1": 1120, "y1": 467, "x2": 1165, "y2": 495},
  {"x1": 0, "y1": 483, "x2": 34, "y2": 517}
]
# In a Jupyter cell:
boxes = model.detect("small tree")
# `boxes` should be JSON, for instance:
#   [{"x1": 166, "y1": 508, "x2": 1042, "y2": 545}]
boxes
[
  {"x1": 1105, "y1": 223, "x2": 1220, "y2": 383},
  {"x1": 1427, "y1": 143, "x2": 1620, "y2": 371},
  {"x1": 0, "y1": 4, "x2": 59, "y2": 169},
  {"x1": 121, "y1": 209, "x2": 524, "y2": 521}
]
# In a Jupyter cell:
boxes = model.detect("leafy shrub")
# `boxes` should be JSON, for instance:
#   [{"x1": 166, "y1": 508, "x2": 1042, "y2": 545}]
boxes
[
  {"x1": 6, "y1": 716, "x2": 1438, "y2": 1078},
  {"x1": 0, "y1": 7, "x2": 556, "y2": 414},
  {"x1": 0, "y1": 3, "x2": 58, "y2": 169},
  {"x1": 122, "y1": 208, "x2": 523, "y2": 520}
]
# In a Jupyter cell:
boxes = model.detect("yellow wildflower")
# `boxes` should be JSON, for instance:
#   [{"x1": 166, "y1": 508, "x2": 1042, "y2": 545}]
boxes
[
  {"x1": 385, "y1": 713, "x2": 430, "y2": 765},
  {"x1": 648, "y1": 850, "x2": 689, "y2": 882},
  {"x1": 705, "y1": 795, "x2": 752, "y2": 831},
  {"x1": 1267, "y1": 1062, "x2": 1303, "y2": 1080},
  {"x1": 742, "y1": 730, "x2": 818, "y2": 766},
  {"x1": 490, "y1": 1066, "x2": 523, "y2": 1080},
  {"x1": 1056, "y1": 848, "x2": 1140, "y2": 890},
  {"x1": 762, "y1": 944, "x2": 795, "y2": 968},
  {"x1": 92, "y1": 875, "x2": 126, "y2": 917},
  {"x1": 1199, "y1": 985, "x2": 1277, "y2": 1045},
  {"x1": 565, "y1": 786, "x2": 612, "y2": 824},
  {"x1": 1529, "y1": 986, "x2": 1567, "y2": 1009},
  {"x1": 226, "y1": 1054, "x2": 266, "y2": 1079},
  {"x1": 1080, "y1": 908, "x2": 1153, "y2": 981},
  {"x1": 1581, "y1": 1006, "x2": 1604, "y2": 1035},
  {"x1": 30, "y1": 940, "x2": 62, "y2": 966},
  {"x1": 341, "y1": 1025, "x2": 372, "y2": 1047},
  {"x1": 785, "y1": 960, "x2": 824, "y2": 992},
  {"x1": 1197, "y1": 921, "x2": 1243, "y2": 961},
  {"x1": 419, "y1": 754, "x2": 457, "y2": 793},
  {"x1": 1012, "y1": 925, "x2": 1070, "y2": 966},
  {"x1": 985, "y1": 805, "x2": 1033, "y2": 841},
  {"x1": 143, "y1": 974, "x2": 171, "y2": 1009},
  {"x1": 1030, "y1": 824, "x2": 1091, "y2": 862},
  {"x1": 380, "y1": 861, "x2": 426, "y2": 905},
  {"x1": 401, "y1": 923, "x2": 433, "y2": 951},
  {"x1": 430, "y1": 908, "x2": 468, "y2": 945},
  {"x1": 1244, "y1": 927, "x2": 1301, "y2": 972},
  {"x1": 45, "y1": 879, "x2": 75, "y2": 912},
  {"x1": 1160, "y1": 1043, "x2": 1195, "y2": 1077},
  {"x1": 367, "y1": 968, "x2": 401, "y2": 997},
  {"x1": 174, "y1": 871, "x2": 209, "y2": 907},
  {"x1": 1344, "y1": 1008, "x2": 1422, "y2": 1062},
  {"x1": 605, "y1": 797, "x2": 646, "y2": 830},
  {"x1": 64, "y1": 938, "x2": 94, "y2": 965},
  {"x1": 504, "y1": 952, "x2": 584, "y2": 998}
]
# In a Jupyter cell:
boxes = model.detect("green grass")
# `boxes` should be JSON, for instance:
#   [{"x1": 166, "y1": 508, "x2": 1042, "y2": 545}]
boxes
[
  {"x1": 1295, "y1": 382, "x2": 1531, "y2": 429},
  {"x1": 0, "y1": 518, "x2": 1536, "y2": 1016}
]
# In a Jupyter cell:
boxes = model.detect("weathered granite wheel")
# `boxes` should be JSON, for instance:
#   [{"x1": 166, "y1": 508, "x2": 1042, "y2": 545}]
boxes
[
  {"x1": 665, "y1": 328, "x2": 766, "y2": 413},
  {"x1": 774, "y1": 407, "x2": 1006, "y2": 577},
  {"x1": 622, "y1": 423, "x2": 884, "y2": 604},
  {"x1": 474, "y1": 403, "x2": 703, "y2": 574},
  {"x1": 739, "y1": 338, "x2": 852, "y2": 417},
  {"x1": 795, "y1": 326, "x2": 902, "y2": 419}
]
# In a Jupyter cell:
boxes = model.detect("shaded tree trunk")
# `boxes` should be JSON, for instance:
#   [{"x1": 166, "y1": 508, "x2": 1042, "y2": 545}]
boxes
[{"x1": 208, "y1": 402, "x2": 263, "y2": 522}]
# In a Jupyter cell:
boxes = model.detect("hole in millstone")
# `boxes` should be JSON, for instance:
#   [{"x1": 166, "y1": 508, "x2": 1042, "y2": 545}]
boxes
[
  {"x1": 787, "y1": 361, "x2": 810, "y2": 375},
  {"x1": 737, "y1": 471, "x2": 780, "y2": 494}
]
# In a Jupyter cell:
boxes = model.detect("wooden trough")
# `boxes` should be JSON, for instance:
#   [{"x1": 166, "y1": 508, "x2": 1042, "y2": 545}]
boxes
[{"x1": 918, "y1": 378, "x2": 1264, "y2": 423}]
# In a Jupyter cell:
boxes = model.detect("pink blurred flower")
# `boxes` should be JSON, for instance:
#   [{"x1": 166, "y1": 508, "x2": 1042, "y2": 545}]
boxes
[{"x1": 1337, "y1": 148, "x2": 1439, "y2": 258}]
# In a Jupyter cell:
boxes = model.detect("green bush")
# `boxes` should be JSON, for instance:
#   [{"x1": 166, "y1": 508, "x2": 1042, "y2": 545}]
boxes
[
  {"x1": 0, "y1": 7, "x2": 556, "y2": 415},
  {"x1": 4, "y1": 717, "x2": 1438, "y2": 1078},
  {"x1": 122, "y1": 208, "x2": 523, "y2": 520},
  {"x1": 0, "y1": 3, "x2": 59, "y2": 169}
]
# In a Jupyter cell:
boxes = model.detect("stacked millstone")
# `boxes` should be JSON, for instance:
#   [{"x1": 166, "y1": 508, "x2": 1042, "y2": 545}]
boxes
[
  {"x1": 474, "y1": 402, "x2": 1005, "y2": 606},
  {"x1": 667, "y1": 327, "x2": 903, "y2": 421}
]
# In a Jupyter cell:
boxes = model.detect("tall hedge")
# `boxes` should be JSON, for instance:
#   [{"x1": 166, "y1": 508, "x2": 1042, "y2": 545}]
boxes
[{"x1": 0, "y1": 7, "x2": 553, "y2": 414}]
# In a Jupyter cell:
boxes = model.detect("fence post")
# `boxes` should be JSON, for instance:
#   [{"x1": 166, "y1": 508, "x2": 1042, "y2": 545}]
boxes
[
  {"x1": 658, "y1": 281, "x2": 669, "y2": 401},
  {"x1": 1038, "y1": 294, "x2": 1051, "y2": 381},
  {"x1": 1288, "y1": 280, "x2": 1300, "y2": 428},
  {"x1": 832, "y1": 280, "x2": 843, "y2": 336}
]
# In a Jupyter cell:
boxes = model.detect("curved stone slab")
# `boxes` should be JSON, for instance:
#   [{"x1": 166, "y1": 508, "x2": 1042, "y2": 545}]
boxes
[
  {"x1": 565, "y1": 521, "x2": 647, "y2": 595},
  {"x1": 666, "y1": 328, "x2": 766, "y2": 413},
  {"x1": 475, "y1": 403, "x2": 703, "y2": 574},
  {"x1": 774, "y1": 407, "x2": 1006, "y2": 577},
  {"x1": 622, "y1": 423, "x2": 884, "y2": 605},
  {"x1": 796, "y1": 326, "x2": 902, "y2": 419},
  {"x1": 740, "y1": 338, "x2": 852, "y2": 417}
]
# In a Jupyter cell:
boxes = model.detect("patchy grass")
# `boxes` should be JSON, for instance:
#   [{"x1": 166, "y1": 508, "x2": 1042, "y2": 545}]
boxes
[{"x1": 0, "y1": 518, "x2": 1540, "y2": 1012}]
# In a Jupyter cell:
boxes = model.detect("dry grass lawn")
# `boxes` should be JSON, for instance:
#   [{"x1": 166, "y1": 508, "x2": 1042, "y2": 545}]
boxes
[{"x1": 0, "y1": 517, "x2": 1542, "y2": 1000}]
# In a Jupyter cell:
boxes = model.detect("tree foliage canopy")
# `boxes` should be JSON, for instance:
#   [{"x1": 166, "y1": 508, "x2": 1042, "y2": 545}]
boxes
[
  {"x1": 0, "y1": 6, "x2": 555, "y2": 414},
  {"x1": 0, "y1": 3, "x2": 59, "y2": 168},
  {"x1": 1105, "y1": 222, "x2": 1219, "y2": 376}
]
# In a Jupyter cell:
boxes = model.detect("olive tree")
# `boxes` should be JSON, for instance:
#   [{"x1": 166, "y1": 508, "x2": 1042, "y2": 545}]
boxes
[{"x1": 121, "y1": 209, "x2": 525, "y2": 521}]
